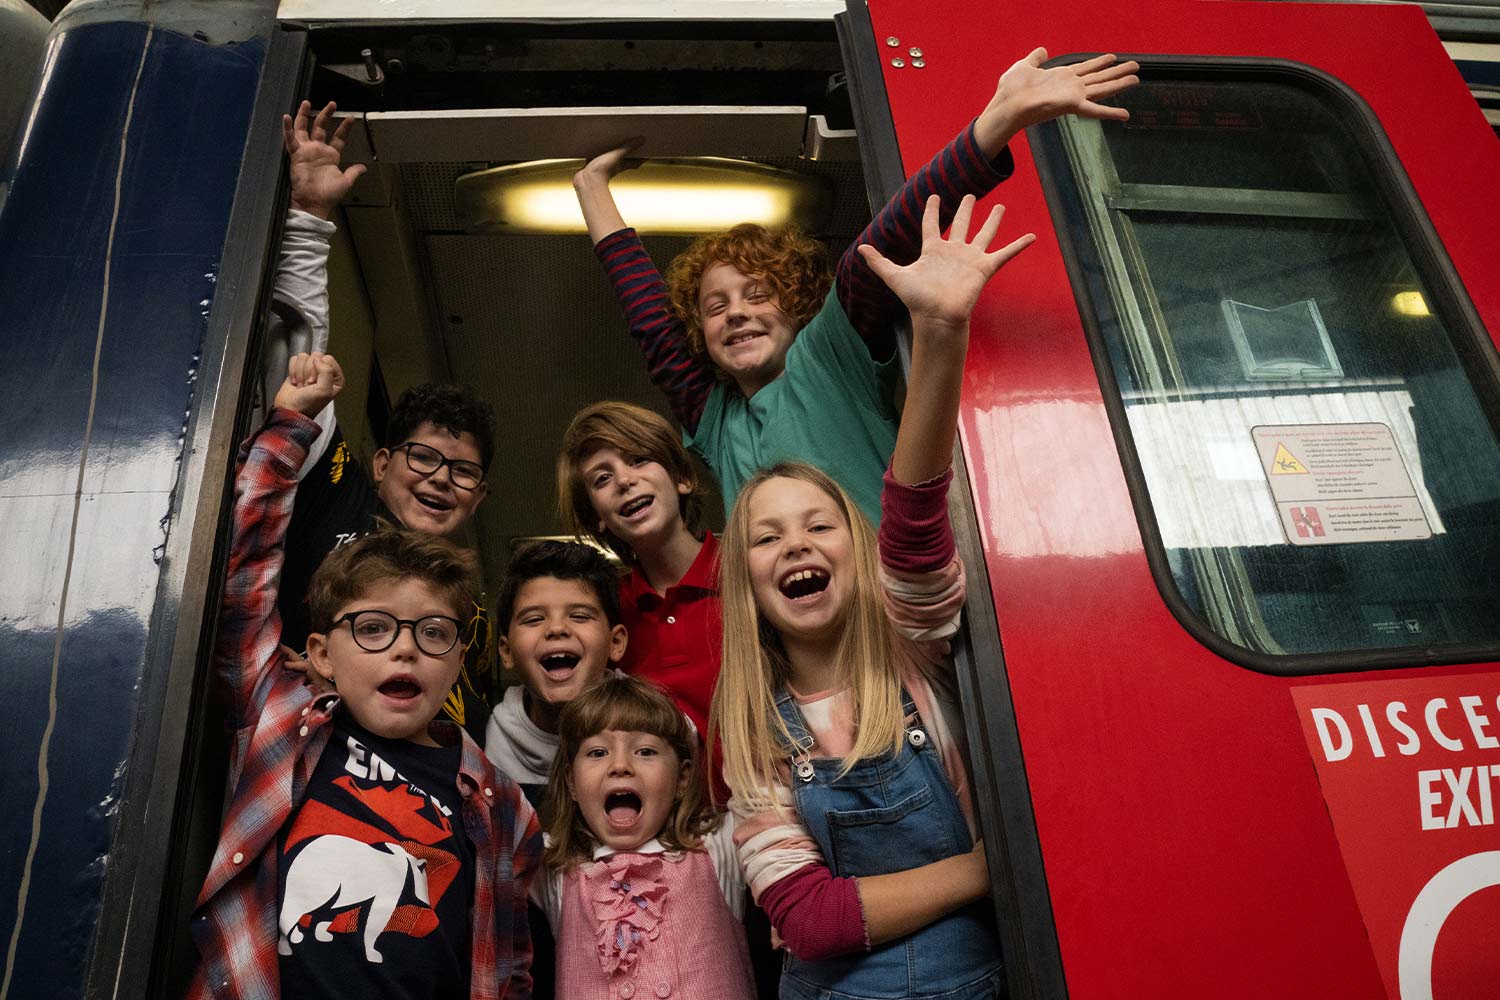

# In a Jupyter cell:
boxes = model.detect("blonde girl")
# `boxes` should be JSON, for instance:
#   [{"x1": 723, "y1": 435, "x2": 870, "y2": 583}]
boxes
[
  {"x1": 712, "y1": 194, "x2": 1034, "y2": 999},
  {"x1": 536, "y1": 674, "x2": 755, "y2": 999}
]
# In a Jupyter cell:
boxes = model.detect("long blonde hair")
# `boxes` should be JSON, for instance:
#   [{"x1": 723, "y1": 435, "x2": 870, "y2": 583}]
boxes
[
  {"x1": 544, "y1": 674, "x2": 718, "y2": 870},
  {"x1": 710, "y1": 462, "x2": 905, "y2": 806}
]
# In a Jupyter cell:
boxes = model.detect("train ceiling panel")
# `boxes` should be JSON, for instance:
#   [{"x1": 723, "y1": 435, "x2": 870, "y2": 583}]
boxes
[{"x1": 333, "y1": 106, "x2": 814, "y2": 163}]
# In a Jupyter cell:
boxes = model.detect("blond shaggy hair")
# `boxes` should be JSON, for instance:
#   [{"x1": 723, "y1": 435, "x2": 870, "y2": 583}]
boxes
[{"x1": 710, "y1": 462, "x2": 907, "y2": 807}]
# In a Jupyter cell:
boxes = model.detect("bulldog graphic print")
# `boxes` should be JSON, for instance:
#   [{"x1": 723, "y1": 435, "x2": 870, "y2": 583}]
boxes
[{"x1": 277, "y1": 725, "x2": 474, "y2": 995}]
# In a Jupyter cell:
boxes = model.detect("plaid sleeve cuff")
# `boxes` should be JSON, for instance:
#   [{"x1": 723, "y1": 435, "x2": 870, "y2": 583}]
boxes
[{"x1": 254, "y1": 407, "x2": 322, "y2": 476}]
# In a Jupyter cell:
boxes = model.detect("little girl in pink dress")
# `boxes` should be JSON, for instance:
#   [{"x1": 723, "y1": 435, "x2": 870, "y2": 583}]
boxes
[{"x1": 535, "y1": 674, "x2": 755, "y2": 999}]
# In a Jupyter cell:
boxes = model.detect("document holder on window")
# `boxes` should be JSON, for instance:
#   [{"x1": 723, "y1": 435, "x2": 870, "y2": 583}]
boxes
[{"x1": 1221, "y1": 297, "x2": 1343, "y2": 381}]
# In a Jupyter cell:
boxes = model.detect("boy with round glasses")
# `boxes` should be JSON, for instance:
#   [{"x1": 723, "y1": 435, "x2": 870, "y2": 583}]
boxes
[{"x1": 192, "y1": 362, "x2": 540, "y2": 994}]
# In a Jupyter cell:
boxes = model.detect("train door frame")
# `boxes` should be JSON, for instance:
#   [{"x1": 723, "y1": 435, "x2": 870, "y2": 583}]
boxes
[
  {"x1": 85, "y1": 25, "x2": 314, "y2": 1000},
  {"x1": 835, "y1": 6, "x2": 1068, "y2": 998},
  {"x1": 105, "y1": 10, "x2": 1057, "y2": 996}
]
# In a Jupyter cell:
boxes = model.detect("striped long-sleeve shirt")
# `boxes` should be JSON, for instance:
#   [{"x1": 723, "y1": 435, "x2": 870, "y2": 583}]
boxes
[
  {"x1": 188, "y1": 406, "x2": 541, "y2": 1000},
  {"x1": 593, "y1": 123, "x2": 1014, "y2": 433}
]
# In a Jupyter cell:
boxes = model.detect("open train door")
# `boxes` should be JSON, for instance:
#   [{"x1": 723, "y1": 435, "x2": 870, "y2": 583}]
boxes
[{"x1": 839, "y1": 1, "x2": 1500, "y2": 998}]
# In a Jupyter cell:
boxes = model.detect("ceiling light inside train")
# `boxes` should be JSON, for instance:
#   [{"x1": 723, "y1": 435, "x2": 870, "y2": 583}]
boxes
[
  {"x1": 454, "y1": 158, "x2": 834, "y2": 235},
  {"x1": 1391, "y1": 290, "x2": 1431, "y2": 317}
]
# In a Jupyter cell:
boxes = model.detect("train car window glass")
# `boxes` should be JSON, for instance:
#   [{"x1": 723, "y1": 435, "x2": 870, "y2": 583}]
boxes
[{"x1": 1033, "y1": 63, "x2": 1500, "y2": 669}]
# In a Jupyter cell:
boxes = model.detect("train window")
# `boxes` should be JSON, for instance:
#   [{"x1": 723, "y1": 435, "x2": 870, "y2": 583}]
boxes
[{"x1": 1032, "y1": 61, "x2": 1500, "y2": 670}]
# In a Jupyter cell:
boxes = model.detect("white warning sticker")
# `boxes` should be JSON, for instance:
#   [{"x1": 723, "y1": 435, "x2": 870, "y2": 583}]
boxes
[{"x1": 1252, "y1": 423, "x2": 1432, "y2": 545}]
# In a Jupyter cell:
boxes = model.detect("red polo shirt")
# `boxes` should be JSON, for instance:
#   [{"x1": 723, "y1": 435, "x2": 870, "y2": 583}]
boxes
[
  {"x1": 618, "y1": 533, "x2": 726, "y2": 795},
  {"x1": 619, "y1": 532, "x2": 722, "y2": 734}
]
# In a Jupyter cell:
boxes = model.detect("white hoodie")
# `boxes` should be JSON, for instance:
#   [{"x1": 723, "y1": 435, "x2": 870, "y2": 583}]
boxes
[{"x1": 484, "y1": 685, "x2": 560, "y2": 788}]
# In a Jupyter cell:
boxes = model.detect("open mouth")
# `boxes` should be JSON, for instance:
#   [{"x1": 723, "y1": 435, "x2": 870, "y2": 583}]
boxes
[
  {"x1": 620, "y1": 495, "x2": 653, "y2": 518},
  {"x1": 725, "y1": 331, "x2": 762, "y2": 348},
  {"x1": 540, "y1": 652, "x2": 581, "y2": 674},
  {"x1": 779, "y1": 568, "x2": 830, "y2": 601},
  {"x1": 379, "y1": 677, "x2": 423, "y2": 700},
  {"x1": 414, "y1": 493, "x2": 454, "y2": 513},
  {"x1": 604, "y1": 790, "x2": 643, "y2": 825}
]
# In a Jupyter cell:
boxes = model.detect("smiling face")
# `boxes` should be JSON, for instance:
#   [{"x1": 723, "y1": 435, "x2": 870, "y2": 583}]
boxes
[
  {"x1": 697, "y1": 262, "x2": 797, "y2": 397},
  {"x1": 569, "y1": 729, "x2": 687, "y2": 853},
  {"x1": 581, "y1": 446, "x2": 694, "y2": 553},
  {"x1": 745, "y1": 475, "x2": 855, "y2": 647},
  {"x1": 500, "y1": 576, "x2": 627, "y2": 730},
  {"x1": 305, "y1": 577, "x2": 463, "y2": 746},
  {"x1": 372, "y1": 421, "x2": 488, "y2": 536}
]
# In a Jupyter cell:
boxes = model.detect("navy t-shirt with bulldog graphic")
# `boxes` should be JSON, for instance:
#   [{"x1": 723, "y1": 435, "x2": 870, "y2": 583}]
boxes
[{"x1": 277, "y1": 717, "x2": 475, "y2": 1000}]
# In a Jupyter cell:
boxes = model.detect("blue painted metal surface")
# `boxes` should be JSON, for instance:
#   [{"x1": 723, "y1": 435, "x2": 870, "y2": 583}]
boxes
[{"x1": 0, "y1": 20, "x2": 263, "y2": 998}]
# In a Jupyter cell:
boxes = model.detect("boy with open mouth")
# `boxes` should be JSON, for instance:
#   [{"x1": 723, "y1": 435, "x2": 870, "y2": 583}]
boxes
[
  {"x1": 484, "y1": 539, "x2": 631, "y2": 1000},
  {"x1": 557, "y1": 401, "x2": 728, "y2": 798},
  {"x1": 191, "y1": 354, "x2": 539, "y2": 1000}
]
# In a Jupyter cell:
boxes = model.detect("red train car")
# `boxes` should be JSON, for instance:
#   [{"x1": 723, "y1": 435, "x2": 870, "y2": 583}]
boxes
[{"x1": 858, "y1": 1, "x2": 1500, "y2": 997}]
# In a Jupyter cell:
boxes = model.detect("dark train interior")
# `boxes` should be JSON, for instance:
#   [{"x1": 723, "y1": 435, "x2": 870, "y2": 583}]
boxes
[{"x1": 301, "y1": 19, "x2": 875, "y2": 585}]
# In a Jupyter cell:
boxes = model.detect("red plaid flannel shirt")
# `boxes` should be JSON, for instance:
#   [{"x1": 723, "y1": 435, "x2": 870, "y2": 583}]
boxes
[{"x1": 188, "y1": 407, "x2": 540, "y2": 999}]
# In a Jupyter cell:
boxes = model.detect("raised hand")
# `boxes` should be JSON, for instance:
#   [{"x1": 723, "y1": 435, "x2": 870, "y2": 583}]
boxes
[
  {"x1": 572, "y1": 138, "x2": 645, "y2": 242},
  {"x1": 273, "y1": 351, "x2": 345, "y2": 418},
  {"x1": 573, "y1": 137, "x2": 645, "y2": 188},
  {"x1": 976, "y1": 49, "x2": 1140, "y2": 153},
  {"x1": 282, "y1": 100, "x2": 367, "y2": 221},
  {"x1": 857, "y1": 194, "x2": 1035, "y2": 333}
]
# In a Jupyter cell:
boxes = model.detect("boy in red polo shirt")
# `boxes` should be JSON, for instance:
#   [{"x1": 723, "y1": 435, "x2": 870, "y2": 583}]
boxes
[{"x1": 556, "y1": 402, "x2": 721, "y2": 752}]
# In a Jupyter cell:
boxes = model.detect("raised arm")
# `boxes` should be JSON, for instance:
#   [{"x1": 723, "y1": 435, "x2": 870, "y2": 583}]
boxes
[
  {"x1": 870, "y1": 199, "x2": 1032, "y2": 651},
  {"x1": 837, "y1": 50, "x2": 1137, "y2": 357},
  {"x1": 268, "y1": 101, "x2": 365, "y2": 476},
  {"x1": 863, "y1": 194, "x2": 1034, "y2": 486},
  {"x1": 217, "y1": 353, "x2": 345, "y2": 726},
  {"x1": 575, "y1": 146, "x2": 718, "y2": 431}
]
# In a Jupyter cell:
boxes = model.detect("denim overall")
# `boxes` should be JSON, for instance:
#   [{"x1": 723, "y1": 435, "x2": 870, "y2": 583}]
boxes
[{"x1": 774, "y1": 687, "x2": 1005, "y2": 1000}]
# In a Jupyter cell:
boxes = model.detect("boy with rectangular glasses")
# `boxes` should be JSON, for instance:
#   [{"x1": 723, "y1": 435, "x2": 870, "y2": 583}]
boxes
[{"x1": 269, "y1": 102, "x2": 500, "y2": 739}]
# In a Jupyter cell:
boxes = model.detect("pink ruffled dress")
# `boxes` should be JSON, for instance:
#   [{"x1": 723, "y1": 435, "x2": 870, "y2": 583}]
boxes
[{"x1": 552, "y1": 839, "x2": 755, "y2": 1000}]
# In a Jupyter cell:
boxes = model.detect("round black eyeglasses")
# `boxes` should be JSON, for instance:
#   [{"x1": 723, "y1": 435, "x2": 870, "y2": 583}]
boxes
[
  {"x1": 393, "y1": 441, "x2": 485, "y2": 491},
  {"x1": 335, "y1": 610, "x2": 464, "y2": 656}
]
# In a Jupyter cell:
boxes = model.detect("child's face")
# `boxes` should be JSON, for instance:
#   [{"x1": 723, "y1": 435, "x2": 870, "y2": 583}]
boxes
[
  {"x1": 569, "y1": 729, "x2": 686, "y2": 853},
  {"x1": 305, "y1": 577, "x2": 464, "y2": 746},
  {"x1": 581, "y1": 446, "x2": 693, "y2": 553},
  {"x1": 372, "y1": 421, "x2": 489, "y2": 537},
  {"x1": 697, "y1": 262, "x2": 797, "y2": 396},
  {"x1": 746, "y1": 476, "x2": 854, "y2": 645},
  {"x1": 500, "y1": 577, "x2": 627, "y2": 716}
]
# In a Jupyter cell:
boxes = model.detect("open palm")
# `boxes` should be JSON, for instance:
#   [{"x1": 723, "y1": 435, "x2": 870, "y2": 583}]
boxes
[
  {"x1": 858, "y1": 194, "x2": 1034, "y2": 330},
  {"x1": 282, "y1": 100, "x2": 366, "y2": 220},
  {"x1": 990, "y1": 48, "x2": 1140, "y2": 130}
]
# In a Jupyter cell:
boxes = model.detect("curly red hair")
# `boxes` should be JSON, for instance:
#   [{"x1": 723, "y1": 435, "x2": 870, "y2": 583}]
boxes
[{"x1": 664, "y1": 224, "x2": 831, "y2": 377}]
